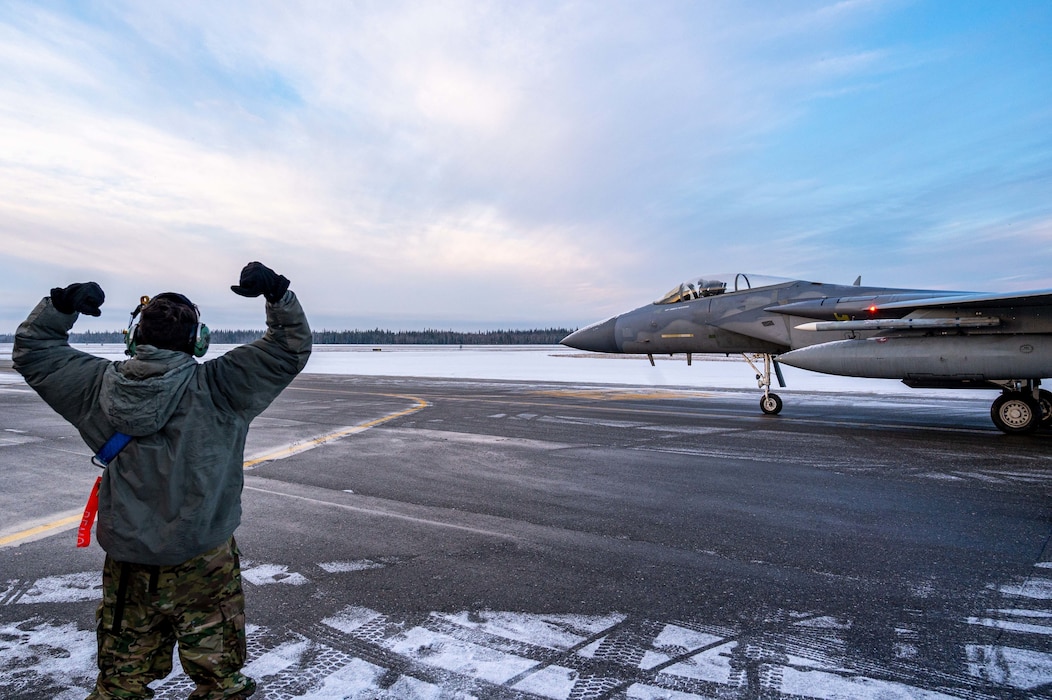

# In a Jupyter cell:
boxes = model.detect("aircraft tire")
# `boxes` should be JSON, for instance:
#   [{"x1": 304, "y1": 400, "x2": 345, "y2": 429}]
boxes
[
  {"x1": 990, "y1": 393, "x2": 1041, "y2": 434},
  {"x1": 1038, "y1": 389, "x2": 1052, "y2": 428},
  {"x1": 760, "y1": 393, "x2": 783, "y2": 415}
]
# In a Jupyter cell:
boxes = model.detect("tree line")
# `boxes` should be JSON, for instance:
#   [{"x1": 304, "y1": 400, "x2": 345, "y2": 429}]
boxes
[{"x1": 0, "y1": 328, "x2": 575, "y2": 345}]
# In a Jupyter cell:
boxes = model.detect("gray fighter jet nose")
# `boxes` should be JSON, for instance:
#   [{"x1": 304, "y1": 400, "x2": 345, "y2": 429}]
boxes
[{"x1": 561, "y1": 316, "x2": 619, "y2": 353}]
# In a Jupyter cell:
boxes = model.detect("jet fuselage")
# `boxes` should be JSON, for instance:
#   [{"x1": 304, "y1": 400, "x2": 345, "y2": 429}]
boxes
[{"x1": 561, "y1": 273, "x2": 1052, "y2": 432}]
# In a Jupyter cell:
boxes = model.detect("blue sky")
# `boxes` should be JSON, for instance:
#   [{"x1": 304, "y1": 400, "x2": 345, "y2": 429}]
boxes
[{"x1": 1, "y1": 0, "x2": 1050, "y2": 332}]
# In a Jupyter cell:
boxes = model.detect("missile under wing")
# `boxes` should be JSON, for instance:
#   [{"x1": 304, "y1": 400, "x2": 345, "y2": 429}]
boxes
[{"x1": 561, "y1": 273, "x2": 1052, "y2": 433}]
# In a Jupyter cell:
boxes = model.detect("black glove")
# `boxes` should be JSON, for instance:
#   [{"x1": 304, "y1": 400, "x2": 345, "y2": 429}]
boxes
[
  {"x1": 230, "y1": 261, "x2": 290, "y2": 303},
  {"x1": 50, "y1": 282, "x2": 105, "y2": 317}
]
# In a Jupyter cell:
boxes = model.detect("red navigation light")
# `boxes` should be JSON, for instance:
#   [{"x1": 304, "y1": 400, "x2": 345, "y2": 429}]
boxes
[{"x1": 868, "y1": 305, "x2": 878, "y2": 314}]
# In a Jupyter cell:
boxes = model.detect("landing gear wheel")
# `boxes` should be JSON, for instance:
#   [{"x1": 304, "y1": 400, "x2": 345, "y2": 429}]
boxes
[
  {"x1": 1038, "y1": 389, "x2": 1052, "y2": 428},
  {"x1": 760, "y1": 392, "x2": 783, "y2": 415},
  {"x1": 991, "y1": 393, "x2": 1041, "y2": 434}
]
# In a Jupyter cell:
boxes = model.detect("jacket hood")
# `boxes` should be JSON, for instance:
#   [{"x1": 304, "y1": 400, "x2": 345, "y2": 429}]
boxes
[{"x1": 99, "y1": 346, "x2": 197, "y2": 436}]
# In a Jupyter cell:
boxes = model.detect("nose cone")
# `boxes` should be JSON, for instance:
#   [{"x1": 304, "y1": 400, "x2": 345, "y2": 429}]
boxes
[{"x1": 561, "y1": 316, "x2": 620, "y2": 353}]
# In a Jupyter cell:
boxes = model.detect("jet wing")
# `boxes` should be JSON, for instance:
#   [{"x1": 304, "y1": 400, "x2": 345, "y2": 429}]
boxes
[
  {"x1": 770, "y1": 287, "x2": 1052, "y2": 322},
  {"x1": 790, "y1": 288, "x2": 1052, "y2": 334},
  {"x1": 874, "y1": 288, "x2": 1052, "y2": 311}
]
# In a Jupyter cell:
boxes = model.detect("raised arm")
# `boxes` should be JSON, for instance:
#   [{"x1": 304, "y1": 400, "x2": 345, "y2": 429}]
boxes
[
  {"x1": 205, "y1": 263, "x2": 312, "y2": 417},
  {"x1": 13, "y1": 282, "x2": 111, "y2": 426}
]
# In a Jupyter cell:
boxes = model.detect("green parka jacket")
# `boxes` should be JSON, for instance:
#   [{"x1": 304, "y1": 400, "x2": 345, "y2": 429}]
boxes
[{"x1": 13, "y1": 291, "x2": 312, "y2": 565}]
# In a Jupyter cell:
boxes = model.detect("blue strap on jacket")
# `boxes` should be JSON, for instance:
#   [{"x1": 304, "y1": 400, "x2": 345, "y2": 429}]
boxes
[
  {"x1": 80, "y1": 432, "x2": 132, "y2": 550},
  {"x1": 92, "y1": 432, "x2": 132, "y2": 468}
]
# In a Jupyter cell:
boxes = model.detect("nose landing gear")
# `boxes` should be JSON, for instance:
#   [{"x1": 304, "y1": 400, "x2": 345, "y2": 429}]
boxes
[{"x1": 744, "y1": 353, "x2": 785, "y2": 415}]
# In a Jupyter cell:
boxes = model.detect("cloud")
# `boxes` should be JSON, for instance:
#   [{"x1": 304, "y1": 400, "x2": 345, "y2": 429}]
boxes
[{"x1": 1, "y1": 0, "x2": 1049, "y2": 332}]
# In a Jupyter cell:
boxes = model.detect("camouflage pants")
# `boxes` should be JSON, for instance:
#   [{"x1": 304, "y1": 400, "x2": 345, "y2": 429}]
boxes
[{"x1": 86, "y1": 537, "x2": 256, "y2": 700}]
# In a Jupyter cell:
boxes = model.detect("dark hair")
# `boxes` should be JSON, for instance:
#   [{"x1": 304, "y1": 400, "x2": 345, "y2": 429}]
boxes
[{"x1": 137, "y1": 296, "x2": 199, "y2": 353}]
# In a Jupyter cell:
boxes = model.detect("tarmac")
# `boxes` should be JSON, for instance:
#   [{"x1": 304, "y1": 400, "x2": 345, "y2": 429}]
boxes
[{"x1": 2, "y1": 363, "x2": 1051, "y2": 699}]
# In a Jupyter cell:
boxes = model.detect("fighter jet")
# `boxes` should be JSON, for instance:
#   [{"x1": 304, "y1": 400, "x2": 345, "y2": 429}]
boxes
[{"x1": 561, "y1": 273, "x2": 1052, "y2": 434}]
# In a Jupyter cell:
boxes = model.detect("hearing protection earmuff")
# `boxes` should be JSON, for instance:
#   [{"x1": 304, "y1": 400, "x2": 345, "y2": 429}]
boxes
[
  {"x1": 124, "y1": 295, "x2": 148, "y2": 357},
  {"x1": 124, "y1": 293, "x2": 210, "y2": 358}
]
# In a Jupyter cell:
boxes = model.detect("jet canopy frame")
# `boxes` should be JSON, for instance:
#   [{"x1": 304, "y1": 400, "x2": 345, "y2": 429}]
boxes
[{"x1": 655, "y1": 273, "x2": 795, "y2": 305}]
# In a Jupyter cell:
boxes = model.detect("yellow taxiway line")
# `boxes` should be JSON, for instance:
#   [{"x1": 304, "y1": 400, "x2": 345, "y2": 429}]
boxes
[
  {"x1": 527, "y1": 388, "x2": 715, "y2": 401},
  {"x1": 0, "y1": 394, "x2": 429, "y2": 548},
  {"x1": 0, "y1": 514, "x2": 82, "y2": 547},
  {"x1": 242, "y1": 394, "x2": 428, "y2": 468}
]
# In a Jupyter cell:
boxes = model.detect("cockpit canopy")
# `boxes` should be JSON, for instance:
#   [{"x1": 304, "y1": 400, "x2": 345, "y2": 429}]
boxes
[{"x1": 655, "y1": 273, "x2": 795, "y2": 305}]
